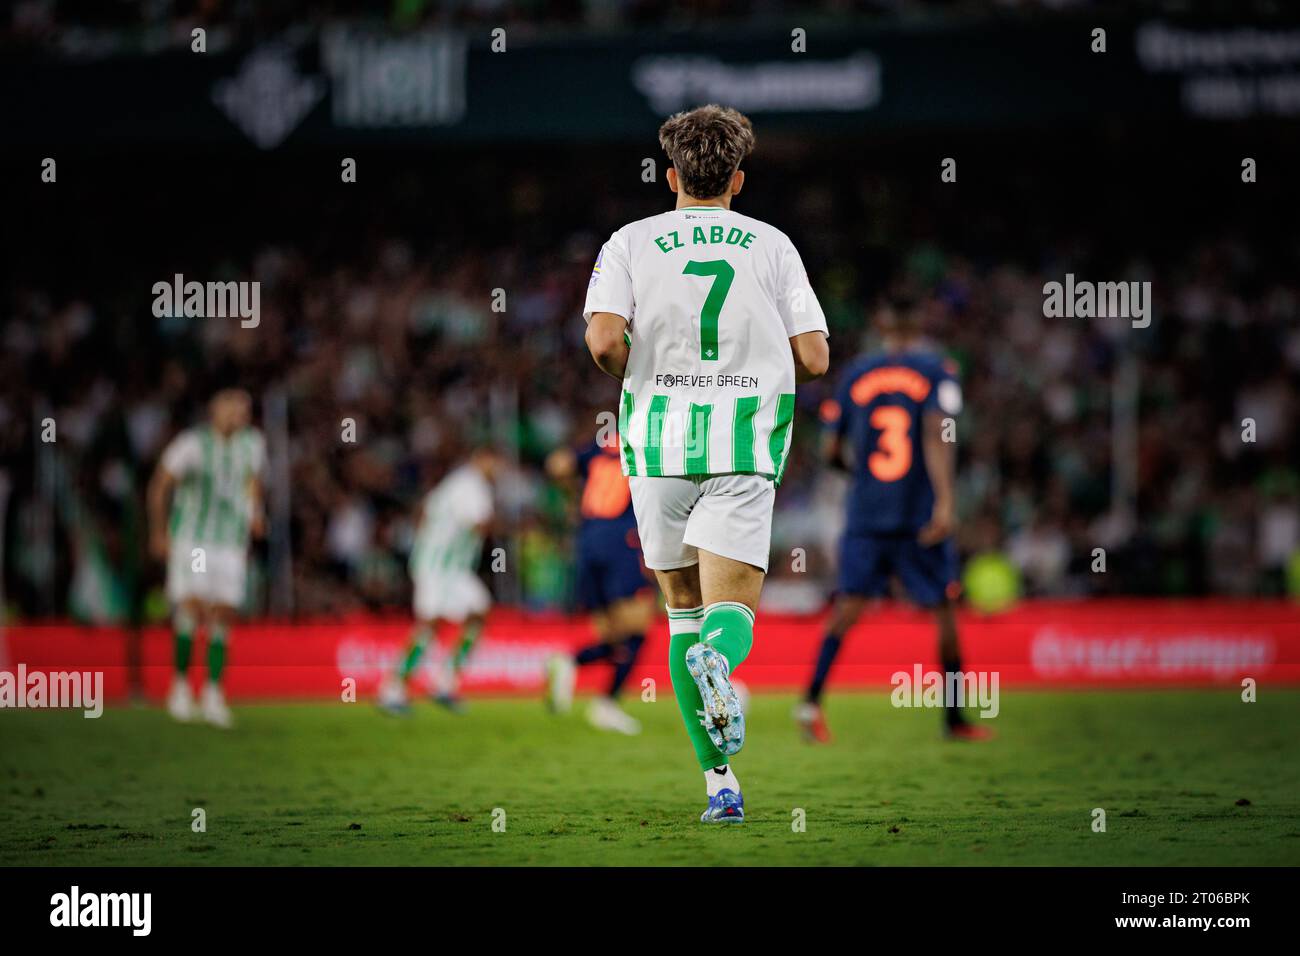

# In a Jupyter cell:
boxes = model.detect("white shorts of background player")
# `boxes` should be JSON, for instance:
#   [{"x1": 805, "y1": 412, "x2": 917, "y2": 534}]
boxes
[
  {"x1": 167, "y1": 541, "x2": 247, "y2": 607},
  {"x1": 413, "y1": 571, "x2": 491, "y2": 623}
]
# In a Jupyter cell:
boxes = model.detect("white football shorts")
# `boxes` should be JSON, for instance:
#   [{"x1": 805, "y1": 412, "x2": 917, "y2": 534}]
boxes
[
  {"x1": 629, "y1": 474, "x2": 775, "y2": 573},
  {"x1": 413, "y1": 571, "x2": 491, "y2": 623},
  {"x1": 167, "y1": 542, "x2": 247, "y2": 608}
]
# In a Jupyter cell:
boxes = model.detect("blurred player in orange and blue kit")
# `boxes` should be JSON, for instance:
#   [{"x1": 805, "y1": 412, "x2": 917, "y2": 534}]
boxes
[
  {"x1": 796, "y1": 295, "x2": 991, "y2": 743},
  {"x1": 546, "y1": 428, "x2": 655, "y2": 734}
]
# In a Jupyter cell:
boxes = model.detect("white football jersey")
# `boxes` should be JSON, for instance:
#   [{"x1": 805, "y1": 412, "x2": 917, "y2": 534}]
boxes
[
  {"x1": 161, "y1": 426, "x2": 266, "y2": 549},
  {"x1": 409, "y1": 464, "x2": 493, "y2": 577},
  {"x1": 583, "y1": 205, "x2": 828, "y2": 482}
]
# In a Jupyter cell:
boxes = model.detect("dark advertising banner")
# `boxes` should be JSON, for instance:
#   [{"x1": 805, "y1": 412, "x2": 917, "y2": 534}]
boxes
[{"x1": 5, "y1": 19, "x2": 1300, "y2": 147}]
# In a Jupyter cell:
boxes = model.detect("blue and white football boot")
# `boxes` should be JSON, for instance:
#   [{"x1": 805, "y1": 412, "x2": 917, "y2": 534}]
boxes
[
  {"x1": 701, "y1": 788, "x2": 745, "y2": 824},
  {"x1": 685, "y1": 642, "x2": 745, "y2": 756}
]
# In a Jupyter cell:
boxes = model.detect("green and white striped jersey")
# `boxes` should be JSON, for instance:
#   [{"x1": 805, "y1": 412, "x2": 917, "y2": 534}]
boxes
[
  {"x1": 583, "y1": 206, "x2": 828, "y2": 482},
  {"x1": 409, "y1": 464, "x2": 494, "y2": 578},
  {"x1": 162, "y1": 426, "x2": 266, "y2": 548}
]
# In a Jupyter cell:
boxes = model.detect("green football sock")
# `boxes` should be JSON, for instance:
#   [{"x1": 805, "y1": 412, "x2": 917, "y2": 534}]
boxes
[
  {"x1": 174, "y1": 631, "x2": 193, "y2": 675},
  {"x1": 701, "y1": 601, "x2": 755, "y2": 672},
  {"x1": 667, "y1": 607, "x2": 726, "y2": 771},
  {"x1": 398, "y1": 625, "x2": 432, "y2": 681},
  {"x1": 173, "y1": 610, "x2": 195, "y2": 675},
  {"x1": 451, "y1": 619, "x2": 483, "y2": 673},
  {"x1": 207, "y1": 624, "x2": 228, "y2": 683}
]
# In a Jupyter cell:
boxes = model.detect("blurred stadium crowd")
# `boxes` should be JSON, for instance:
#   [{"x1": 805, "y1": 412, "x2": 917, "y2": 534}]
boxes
[{"x1": 3, "y1": 135, "x2": 1297, "y2": 623}]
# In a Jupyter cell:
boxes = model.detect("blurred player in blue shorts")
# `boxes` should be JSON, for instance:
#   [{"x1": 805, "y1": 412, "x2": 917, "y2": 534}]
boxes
[
  {"x1": 545, "y1": 426, "x2": 655, "y2": 735},
  {"x1": 796, "y1": 294, "x2": 991, "y2": 743}
]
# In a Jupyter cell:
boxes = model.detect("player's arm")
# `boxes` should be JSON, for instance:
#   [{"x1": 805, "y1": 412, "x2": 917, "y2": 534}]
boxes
[
  {"x1": 247, "y1": 433, "x2": 268, "y2": 540},
  {"x1": 247, "y1": 474, "x2": 267, "y2": 540},
  {"x1": 776, "y1": 237, "x2": 830, "y2": 383},
  {"x1": 146, "y1": 463, "x2": 177, "y2": 561},
  {"x1": 821, "y1": 431, "x2": 847, "y2": 471},
  {"x1": 917, "y1": 410, "x2": 956, "y2": 546},
  {"x1": 585, "y1": 312, "x2": 630, "y2": 380},
  {"x1": 819, "y1": 374, "x2": 850, "y2": 471},
  {"x1": 791, "y1": 330, "x2": 829, "y2": 383}
]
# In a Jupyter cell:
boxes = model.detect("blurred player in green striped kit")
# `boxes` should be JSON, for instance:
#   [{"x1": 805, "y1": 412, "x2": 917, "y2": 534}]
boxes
[
  {"x1": 148, "y1": 389, "x2": 266, "y2": 728},
  {"x1": 380, "y1": 446, "x2": 504, "y2": 714}
]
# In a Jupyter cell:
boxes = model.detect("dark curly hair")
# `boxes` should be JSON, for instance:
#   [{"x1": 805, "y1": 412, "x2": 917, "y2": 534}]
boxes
[{"x1": 658, "y1": 104, "x2": 756, "y2": 201}]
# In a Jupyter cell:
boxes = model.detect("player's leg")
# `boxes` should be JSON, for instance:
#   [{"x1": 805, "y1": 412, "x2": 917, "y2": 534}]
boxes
[
  {"x1": 166, "y1": 596, "x2": 202, "y2": 722},
  {"x1": 583, "y1": 530, "x2": 652, "y2": 732},
  {"x1": 657, "y1": 563, "x2": 741, "y2": 809},
  {"x1": 795, "y1": 594, "x2": 867, "y2": 743},
  {"x1": 935, "y1": 597, "x2": 965, "y2": 728},
  {"x1": 381, "y1": 616, "x2": 436, "y2": 713},
  {"x1": 631, "y1": 475, "x2": 742, "y2": 820},
  {"x1": 441, "y1": 564, "x2": 491, "y2": 707},
  {"x1": 436, "y1": 609, "x2": 485, "y2": 712},
  {"x1": 399, "y1": 620, "x2": 434, "y2": 685},
  {"x1": 551, "y1": 546, "x2": 614, "y2": 713},
  {"x1": 574, "y1": 610, "x2": 615, "y2": 666},
  {"x1": 193, "y1": 544, "x2": 245, "y2": 728},
  {"x1": 681, "y1": 550, "x2": 760, "y2": 758},
  {"x1": 795, "y1": 532, "x2": 888, "y2": 742},
  {"x1": 566, "y1": 607, "x2": 615, "y2": 724},
  {"x1": 696, "y1": 550, "x2": 761, "y2": 665},
  {"x1": 605, "y1": 590, "x2": 652, "y2": 700},
  {"x1": 428, "y1": 570, "x2": 490, "y2": 712},
  {"x1": 164, "y1": 536, "x2": 199, "y2": 720},
  {"x1": 382, "y1": 563, "x2": 437, "y2": 711},
  {"x1": 903, "y1": 538, "x2": 991, "y2": 740},
  {"x1": 655, "y1": 561, "x2": 743, "y2": 824},
  {"x1": 199, "y1": 602, "x2": 236, "y2": 729},
  {"x1": 808, "y1": 595, "x2": 867, "y2": 702},
  {"x1": 544, "y1": 607, "x2": 602, "y2": 714},
  {"x1": 585, "y1": 591, "x2": 652, "y2": 735},
  {"x1": 933, "y1": 592, "x2": 991, "y2": 739},
  {"x1": 677, "y1": 475, "x2": 776, "y2": 823},
  {"x1": 681, "y1": 475, "x2": 776, "y2": 757},
  {"x1": 567, "y1": 545, "x2": 617, "y2": 670}
]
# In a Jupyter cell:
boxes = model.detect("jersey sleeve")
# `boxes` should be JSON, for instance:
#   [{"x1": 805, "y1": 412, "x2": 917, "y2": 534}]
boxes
[
  {"x1": 160, "y1": 431, "x2": 201, "y2": 477},
  {"x1": 776, "y1": 237, "x2": 829, "y2": 339},
  {"x1": 924, "y1": 358, "x2": 963, "y2": 417},
  {"x1": 582, "y1": 230, "x2": 634, "y2": 325}
]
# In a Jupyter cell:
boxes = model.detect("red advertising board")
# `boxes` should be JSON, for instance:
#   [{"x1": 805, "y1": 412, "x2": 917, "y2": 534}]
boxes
[{"x1": 1, "y1": 600, "x2": 1297, "y2": 701}]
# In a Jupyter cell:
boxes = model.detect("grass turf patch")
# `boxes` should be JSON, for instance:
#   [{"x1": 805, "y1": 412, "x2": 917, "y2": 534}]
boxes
[{"x1": 2, "y1": 690, "x2": 1297, "y2": 866}]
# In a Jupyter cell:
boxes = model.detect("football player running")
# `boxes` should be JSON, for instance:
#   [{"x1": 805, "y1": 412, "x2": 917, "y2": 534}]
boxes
[
  {"x1": 796, "y1": 295, "x2": 991, "y2": 743},
  {"x1": 380, "y1": 446, "x2": 503, "y2": 714},
  {"x1": 583, "y1": 105, "x2": 829, "y2": 823}
]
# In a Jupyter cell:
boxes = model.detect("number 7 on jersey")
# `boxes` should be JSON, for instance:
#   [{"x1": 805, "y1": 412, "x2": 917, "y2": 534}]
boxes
[{"x1": 682, "y1": 259, "x2": 735, "y2": 361}]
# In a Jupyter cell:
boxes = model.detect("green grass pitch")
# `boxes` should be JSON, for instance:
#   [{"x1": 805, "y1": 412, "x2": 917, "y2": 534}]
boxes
[{"x1": 3, "y1": 690, "x2": 1298, "y2": 866}]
